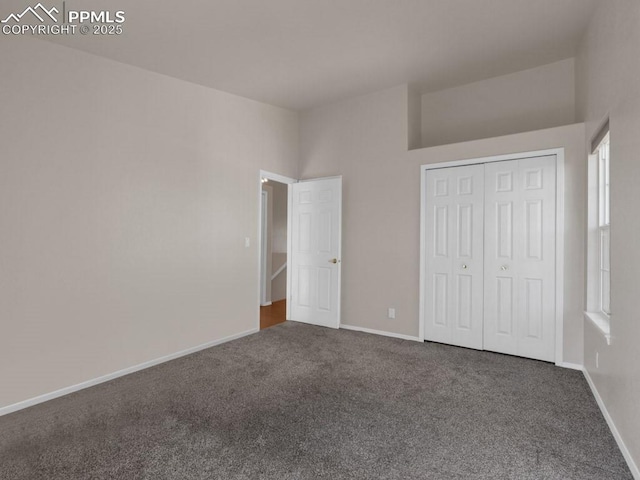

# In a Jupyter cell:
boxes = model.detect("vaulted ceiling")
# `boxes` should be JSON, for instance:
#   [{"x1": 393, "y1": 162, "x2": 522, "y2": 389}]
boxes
[{"x1": 8, "y1": 0, "x2": 598, "y2": 110}]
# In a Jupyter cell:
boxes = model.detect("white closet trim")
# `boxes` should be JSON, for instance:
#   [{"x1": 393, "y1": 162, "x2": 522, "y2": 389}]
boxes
[{"x1": 419, "y1": 148, "x2": 566, "y2": 366}]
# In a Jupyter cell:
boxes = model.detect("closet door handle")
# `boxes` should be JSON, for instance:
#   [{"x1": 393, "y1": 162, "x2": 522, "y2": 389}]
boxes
[
  {"x1": 461, "y1": 264, "x2": 468, "y2": 270},
  {"x1": 500, "y1": 265, "x2": 509, "y2": 271}
]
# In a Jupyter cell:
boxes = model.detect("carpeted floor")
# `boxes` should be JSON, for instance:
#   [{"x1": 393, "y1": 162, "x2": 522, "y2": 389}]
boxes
[{"x1": 0, "y1": 322, "x2": 633, "y2": 479}]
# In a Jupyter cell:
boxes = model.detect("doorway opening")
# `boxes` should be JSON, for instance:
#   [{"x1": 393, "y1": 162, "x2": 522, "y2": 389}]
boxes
[
  {"x1": 259, "y1": 172, "x2": 294, "y2": 330},
  {"x1": 258, "y1": 171, "x2": 343, "y2": 331}
]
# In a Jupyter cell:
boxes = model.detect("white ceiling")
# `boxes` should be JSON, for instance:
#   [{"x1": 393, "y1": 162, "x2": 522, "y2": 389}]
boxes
[{"x1": 19, "y1": 0, "x2": 598, "y2": 110}]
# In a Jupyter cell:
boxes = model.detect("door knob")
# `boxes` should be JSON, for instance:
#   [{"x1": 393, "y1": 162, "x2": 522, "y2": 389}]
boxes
[
  {"x1": 500, "y1": 265, "x2": 509, "y2": 271},
  {"x1": 461, "y1": 264, "x2": 468, "y2": 270},
  {"x1": 329, "y1": 258, "x2": 339, "y2": 264}
]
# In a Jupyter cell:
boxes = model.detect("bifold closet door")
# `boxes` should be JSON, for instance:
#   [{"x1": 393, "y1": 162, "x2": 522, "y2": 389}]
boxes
[
  {"x1": 483, "y1": 156, "x2": 556, "y2": 362},
  {"x1": 424, "y1": 165, "x2": 484, "y2": 350}
]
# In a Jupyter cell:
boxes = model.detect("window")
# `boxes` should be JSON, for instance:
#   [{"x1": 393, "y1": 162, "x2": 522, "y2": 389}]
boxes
[
  {"x1": 597, "y1": 133, "x2": 610, "y2": 316},
  {"x1": 586, "y1": 124, "x2": 611, "y2": 343}
]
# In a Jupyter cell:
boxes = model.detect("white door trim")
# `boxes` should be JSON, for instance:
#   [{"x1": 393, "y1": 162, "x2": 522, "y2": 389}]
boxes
[
  {"x1": 257, "y1": 170, "x2": 296, "y2": 331},
  {"x1": 419, "y1": 148, "x2": 566, "y2": 366},
  {"x1": 260, "y1": 190, "x2": 270, "y2": 306}
]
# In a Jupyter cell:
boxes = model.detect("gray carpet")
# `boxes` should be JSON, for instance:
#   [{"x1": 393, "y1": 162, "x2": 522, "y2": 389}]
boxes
[{"x1": 0, "y1": 322, "x2": 633, "y2": 479}]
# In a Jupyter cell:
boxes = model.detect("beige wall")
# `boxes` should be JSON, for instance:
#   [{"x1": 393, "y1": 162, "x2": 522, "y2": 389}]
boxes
[
  {"x1": 407, "y1": 86, "x2": 422, "y2": 150},
  {"x1": 270, "y1": 181, "x2": 288, "y2": 302},
  {"x1": 262, "y1": 184, "x2": 274, "y2": 304},
  {"x1": 271, "y1": 252, "x2": 287, "y2": 303},
  {"x1": 421, "y1": 59, "x2": 576, "y2": 148},
  {"x1": 300, "y1": 85, "x2": 585, "y2": 365},
  {"x1": 271, "y1": 182, "x2": 288, "y2": 254},
  {"x1": 0, "y1": 38, "x2": 298, "y2": 409},
  {"x1": 300, "y1": 86, "x2": 414, "y2": 334},
  {"x1": 577, "y1": 0, "x2": 640, "y2": 469}
]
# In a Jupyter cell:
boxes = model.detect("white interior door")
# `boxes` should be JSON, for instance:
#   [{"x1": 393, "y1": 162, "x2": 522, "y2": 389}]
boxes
[
  {"x1": 424, "y1": 165, "x2": 484, "y2": 349},
  {"x1": 483, "y1": 156, "x2": 556, "y2": 362},
  {"x1": 289, "y1": 177, "x2": 342, "y2": 329}
]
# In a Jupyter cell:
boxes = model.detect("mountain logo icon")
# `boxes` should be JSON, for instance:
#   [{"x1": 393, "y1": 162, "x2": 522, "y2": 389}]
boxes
[{"x1": 1, "y1": 3, "x2": 59, "y2": 23}]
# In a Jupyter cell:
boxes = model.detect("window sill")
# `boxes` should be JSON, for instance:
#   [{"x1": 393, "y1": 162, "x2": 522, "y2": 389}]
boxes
[{"x1": 584, "y1": 311, "x2": 612, "y2": 345}]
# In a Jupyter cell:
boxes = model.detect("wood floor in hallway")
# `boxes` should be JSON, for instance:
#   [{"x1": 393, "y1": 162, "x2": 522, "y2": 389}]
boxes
[{"x1": 260, "y1": 299, "x2": 286, "y2": 330}]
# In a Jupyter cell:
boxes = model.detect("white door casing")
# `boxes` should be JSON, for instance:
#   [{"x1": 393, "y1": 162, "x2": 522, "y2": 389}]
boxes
[
  {"x1": 260, "y1": 190, "x2": 269, "y2": 306},
  {"x1": 421, "y1": 152, "x2": 560, "y2": 364},
  {"x1": 257, "y1": 170, "x2": 296, "y2": 330},
  {"x1": 424, "y1": 165, "x2": 485, "y2": 349},
  {"x1": 483, "y1": 156, "x2": 556, "y2": 362},
  {"x1": 289, "y1": 177, "x2": 342, "y2": 329}
]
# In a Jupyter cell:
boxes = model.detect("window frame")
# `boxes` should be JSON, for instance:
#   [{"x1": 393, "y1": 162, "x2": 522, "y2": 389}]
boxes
[
  {"x1": 585, "y1": 128, "x2": 611, "y2": 343},
  {"x1": 597, "y1": 134, "x2": 610, "y2": 317}
]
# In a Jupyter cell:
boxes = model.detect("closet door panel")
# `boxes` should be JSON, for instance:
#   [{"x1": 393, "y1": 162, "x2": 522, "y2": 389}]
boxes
[
  {"x1": 517, "y1": 156, "x2": 556, "y2": 362},
  {"x1": 484, "y1": 156, "x2": 556, "y2": 362},
  {"x1": 425, "y1": 170, "x2": 453, "y2": 344},
  {"x1": 451, "y1": 167, "x2": 484, "y2": 349},
  {"x1": 425, "y1": 165, "x2": 484, "y2": 349},
  {"x1": 484, "y1": 161, "x2": 520, "y2": 356}
]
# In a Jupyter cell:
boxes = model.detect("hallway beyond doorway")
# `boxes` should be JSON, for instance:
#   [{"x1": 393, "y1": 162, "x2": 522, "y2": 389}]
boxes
[{"x1": 260, "y1": 300, "x2": 286, "y2": 330}]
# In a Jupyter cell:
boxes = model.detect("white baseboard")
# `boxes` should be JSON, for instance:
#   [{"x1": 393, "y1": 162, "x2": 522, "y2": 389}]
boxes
[
  {"x1": 0, "y1": 327, "x2": 259, "y2": 418},
  {"x1": 557, "y1": 361, "x2": 583, "y2": 370},
  {"x1": 340, "y1": 324, "x2": 421, "y2": 342},
  {"x1": 583, "y1": 368, "x2": 640, "y2": 479}
]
